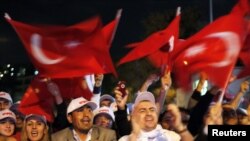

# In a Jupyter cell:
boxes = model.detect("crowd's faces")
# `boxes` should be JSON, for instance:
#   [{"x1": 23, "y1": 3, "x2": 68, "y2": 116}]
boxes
[
  {"x1": 94, "y1": 114, "x2": 112, "y2": 128},
  {"x1": 203, "y1": 103, "x2": 223, "y2": 126},
  {"x1": 0, "y1": 99, "x2": 11, "y2": 111},
  {"x1": 15, "y1": 114, "x2": 24, "y2": 129},
  {"x1": 68, "y1": 105, "x2": 94, "y2": 133},
  {"x1": 159, "y1": 112, "x2": 172, "y2": 130},
  {"x1": 132, "y1": 101, "x2": 158, "y2": 132},
  {"x1": 0, "y1": 119, "x2": 15, "y2": 136},
  {"x1": 100, "y1": 100, "x2": 112, "y2": 107},
  {"x1": 223, "y1": 110, "x2": 238, "y2": 125},
  {"x1": 25, "y1": 119, "x2": 47, "y2": 141},
  {"x1": 238, "y1": 114, "x2": 249, "y2": 125}
]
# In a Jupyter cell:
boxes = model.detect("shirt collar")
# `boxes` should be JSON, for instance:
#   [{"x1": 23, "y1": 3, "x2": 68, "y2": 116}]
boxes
[{"x1": 72, "y1": 128, "x2": 93, "y2": 141}]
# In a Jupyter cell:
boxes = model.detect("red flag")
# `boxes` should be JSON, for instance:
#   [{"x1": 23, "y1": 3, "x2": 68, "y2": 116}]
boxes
[
  {"x1": 102, "y1": 9, "x2": 122, "y2": 47},
  {"x1": 19, "y1": 76, "x2": 93, "y2": 122},
  {"x1": 147, "y1": 39, "x2": 183, "y2": 69},
  {"x1": 237, "y1": 0, "x2": 250, "y2": 78},
  {"x1": 171, "y1": 6, "x2": 247, "y2": 90},
  {"x1": 5, "y1": 14, "x2": 117, "y2": 78},
  {"x1": 20, "y1": 76, "x2": 93, "y2": 105},
  {"x1": 238, "y1": 32, "x2": 250, "y2": 78},
  {"x1": 231, "y1": 0, "x2": 250, "y2": 15},
  {"x1": 19, "y1": 77, "x2": 54, "y2": 122},
  {"x1": 19, "y1": 100, "x2": 54, "y2": 122},
  {"x1": 238, "y1": 51, "x2": 250, "y2": 78},
  {"x1": 52, "y1": 77, "x2": 93, "y2": 100},
  {"x1": 118, "y1": 7, "x2": 181, "y2": 66}
]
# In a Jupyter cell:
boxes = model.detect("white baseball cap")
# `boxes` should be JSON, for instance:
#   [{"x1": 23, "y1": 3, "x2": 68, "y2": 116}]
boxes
[
  {"x1": 0, "y1": 91, "x2": 13, "y2": 103},
  {"x1": 94, "y1": 106, "x2": 115, "y2": 121},
  {"x1": 134, "y1": 91, "x2": 155, "y2": 107},
  {"x1": 67, "y1": 97, "x2": 97, "y2": 114},
  {"x1": 0, "y1": 109, "x2": 16, "y2": 123},
  {"x1": 100, "y1": 94, "x2": 115, "y2": 103}
]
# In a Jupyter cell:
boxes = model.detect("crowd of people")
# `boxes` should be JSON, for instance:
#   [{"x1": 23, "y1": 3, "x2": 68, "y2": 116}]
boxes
[{"x1": 0, "y1": 70, "x2": 250, "y2": 141}]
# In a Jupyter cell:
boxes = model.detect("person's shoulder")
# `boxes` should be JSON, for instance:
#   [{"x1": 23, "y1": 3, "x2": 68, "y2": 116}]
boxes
[
  {"x1": 94, "y1": 125, "x2": 114, "y2": 132},
  {"x1": 53, "y1": 127, "x2": 71, "y2": 134},
  {"x1": 161, "y1": 129, "x2": 181, "y2": 140},
  {"x1": 0, "y1": 136, "x2": 17, "y2": 141},
  {"x1": 92, "y1": 126, "x2": 117, "y2": 140},
  {"x1": 118, "y1": 135, "x2": 129, "y2": 141},
  {"x1": 95, "y1": 126, "x2": 116, "y2": 134},
  {"x1": 52, "y1": 127, "x2": 73, "y2": 139},
  {"x1": 6, "y1": 137, "x2": 17, "y2": 141}
]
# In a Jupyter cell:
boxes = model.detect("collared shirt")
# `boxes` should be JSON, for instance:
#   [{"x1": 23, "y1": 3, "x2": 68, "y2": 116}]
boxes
[{"x1": 73, "y1": 129, "x2": 93, "y2": 141}]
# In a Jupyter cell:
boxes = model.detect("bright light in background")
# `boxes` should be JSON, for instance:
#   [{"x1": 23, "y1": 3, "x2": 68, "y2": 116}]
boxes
[
  {"x1": 7, "y1": 64, "x2": 10, "y2": 68},
  {"x1": 16, "y1": 67, "x2": 26, "y2": 77},
  {"x1": 11, "y1": 68, "x2": 14, "y2": 71},
  {"x1": 34, "y1": 70, "x2": 39, "y2": 75}
]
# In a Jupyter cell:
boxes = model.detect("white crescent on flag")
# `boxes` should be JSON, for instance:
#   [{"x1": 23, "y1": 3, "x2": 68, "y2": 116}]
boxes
[
  {"x1": 208, "y1": 32, "x2": 240, "y2": 67},
  {"x1": 168, "y1": 35, "x2": 175, "y2": 52},
  {"x1": 31, "y1": 34, "x2": 65, "y2": 65},
  {"x1": 183, "y1": 31, "x2": 240, "y2": 67}
]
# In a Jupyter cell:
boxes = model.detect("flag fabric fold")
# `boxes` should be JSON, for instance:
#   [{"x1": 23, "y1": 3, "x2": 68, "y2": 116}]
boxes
[
  {"x1": 235, "y1": 0, "x2": 250, "y2": 78},
  {"x1": 171, "y1": 3, "x2": 247, "y2": 90},
  {"x1": 102, "y1": 9, "x2": 122, "y2": 48},
  {"x1": 19, "y1": 76, "x2": 93, "y2": 122},
  {"x1": 5, "y1": 15, "x2": 117, "y2": 78},
  {"x1": 118, "y1": 7, "x2": 181, "y2": 68}
]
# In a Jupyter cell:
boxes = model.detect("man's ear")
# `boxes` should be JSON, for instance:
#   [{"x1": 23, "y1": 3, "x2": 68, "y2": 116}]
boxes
[{"x1": 67, "y1": 114, "x2": 73, "y2": 123}]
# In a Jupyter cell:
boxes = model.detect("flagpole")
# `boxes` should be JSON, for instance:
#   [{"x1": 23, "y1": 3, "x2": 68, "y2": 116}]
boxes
[
  {"x1": 218, "y1": 63, "x2": 236, "y2": 104},
  {"x1": 108, "y1": 9, "x2": 123, "y2": 46},
  {"x1": 168, "y1": 7, "x2": 181, "y2": 72},
  {"x1": 209, "y1": 0, "x2": 213, "y2": 23}
]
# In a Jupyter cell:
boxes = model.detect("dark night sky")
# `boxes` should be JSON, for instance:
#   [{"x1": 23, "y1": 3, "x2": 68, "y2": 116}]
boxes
[{"x1": 0, "y1": 0, "x2": 237, "y2": 66}]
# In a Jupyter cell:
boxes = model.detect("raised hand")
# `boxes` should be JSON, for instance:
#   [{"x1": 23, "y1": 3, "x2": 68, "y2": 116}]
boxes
[
  {"x1": 114, "y1": 86, "x2": 128, "y2": 110},
  {"x1": 140, "y1": 73, "x2": 159, "y2": 92},
  {"x1": 161, "y1": 70, "x2": 172, "y2": 90}
]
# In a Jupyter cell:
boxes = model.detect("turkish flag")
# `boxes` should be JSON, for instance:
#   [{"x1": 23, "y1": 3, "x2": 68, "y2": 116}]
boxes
[
  {"x1": 238, "y1": 51, "x2": 250, "y2": 78},
  {"x1": 231, "y1": 0, "x2": 250, "y2": 15},
  {"x1": 19, "y1": 76, "x2": 93, "y2": 122},
  {"x1": 19, "y1": 77, "x2": 54, "y2": 122},
  {"x1": 237, "y1": 0, "x2": 250, "y2": 78},
  {"x1": 52, "y1": 77, "x2": 93, "y2": 100},
  {"x1": 20, "y1": 76, "x2": 93, "y2": 105},
  {"x1": 238, "y1": 33, "x2": 250, "y2": 78},
  {"x1": 171, "y1": 5, "x2": 247, "y2": 90},
  {"x1": 5, "y1": 15, "x2": 117, "y2": 78},
  {"x1": 118, "y1": 7, "x2": 181, "y2": 67},
  {"x1": 19, "y1": 100, "x2": 54, "y2": 122},
  {"x1": 147, "y1": 39, "x2": 183, "y2": 69}
]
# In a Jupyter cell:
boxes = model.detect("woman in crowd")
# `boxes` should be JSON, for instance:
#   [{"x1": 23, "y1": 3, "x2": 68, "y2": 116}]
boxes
[
  {"x1": 0, "y1": 109, "x2": 16, "y2": 141},
  {"x1": 21, "y1": 114, "x2": 50, "y2": 141}
]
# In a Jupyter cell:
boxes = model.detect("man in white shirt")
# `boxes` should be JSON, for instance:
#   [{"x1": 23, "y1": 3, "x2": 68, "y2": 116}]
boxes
[{"x1": 118, "y1": 91, "x2": 193, "y2": 141}]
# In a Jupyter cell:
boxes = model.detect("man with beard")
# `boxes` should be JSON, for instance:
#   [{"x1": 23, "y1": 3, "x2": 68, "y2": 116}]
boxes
[{"x1": 52, "y1": 97, "x2": 116, "y2": 141}]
